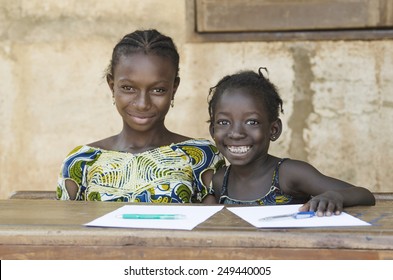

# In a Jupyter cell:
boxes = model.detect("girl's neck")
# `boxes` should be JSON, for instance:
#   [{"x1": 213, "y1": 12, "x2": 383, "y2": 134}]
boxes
[
  {"x1": 226, "y1": 155, "x2": 279, "y2": 200},
  {"x1": 229, "y1": 154, "x2": 276, "y2": 178},
  {"x1": 117, "y1": 125, "x2": 172, "y2": 153}
]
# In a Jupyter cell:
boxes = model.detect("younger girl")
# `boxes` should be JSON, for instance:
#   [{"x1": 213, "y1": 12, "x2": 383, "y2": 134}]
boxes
[{"x1": 207, "y1": 68, "x2": 375, "y2": 216}]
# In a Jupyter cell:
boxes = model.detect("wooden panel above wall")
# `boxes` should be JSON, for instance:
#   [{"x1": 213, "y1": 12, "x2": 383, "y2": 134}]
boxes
[{"x1": 187, "y1": 0, "x2": 393, "y2": 41}]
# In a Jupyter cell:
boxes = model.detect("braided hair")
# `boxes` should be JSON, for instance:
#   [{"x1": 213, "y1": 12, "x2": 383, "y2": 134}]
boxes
[{"x1": 107, "y1": 29, "x2": 180, "y2": 78}]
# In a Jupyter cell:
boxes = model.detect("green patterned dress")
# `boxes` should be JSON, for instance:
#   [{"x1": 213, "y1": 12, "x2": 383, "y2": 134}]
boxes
[{"x1": 57, "y1": 139, "x2": 225, "y2": 203}]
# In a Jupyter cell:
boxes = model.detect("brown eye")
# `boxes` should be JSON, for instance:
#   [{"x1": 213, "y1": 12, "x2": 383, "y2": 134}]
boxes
[
  {"x1": 217, "y1": 120, "x2": 230, "y2": 125},
  {"x1": 152, "y1": 88, "x2": 166, "y2": 94},
  {"x1": 120, "y1": 85, "x2": 136, "y2": 93}
]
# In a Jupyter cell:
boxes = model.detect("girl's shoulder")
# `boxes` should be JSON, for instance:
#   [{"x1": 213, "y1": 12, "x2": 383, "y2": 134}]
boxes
[
  {"x1": 276, "y1": 158, "x2": 322, "y2": 194},
  {"x1": 172, "y1": 138, "x2": 225, "y2": 169},
  {"x1": 173, "y1": 138, "x2": 223, "y2": 160},
  {"x1": 63, "y1": 145, "x2": 103, "y2": 163},
  {"x1": 278, "y1": 158, "x2": 317, "y2": 174},
  {"x1": 173, "y1": 138, "x2": 219, "y2": 151},
  {"x1": 60, "y1": 145, "x2": 104, "y2": 179}
]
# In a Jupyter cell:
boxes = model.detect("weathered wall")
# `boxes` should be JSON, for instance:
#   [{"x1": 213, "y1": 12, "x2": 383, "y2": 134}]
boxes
[{"x1": 0, "y1": 0, "x2": 392, "y2": 199}]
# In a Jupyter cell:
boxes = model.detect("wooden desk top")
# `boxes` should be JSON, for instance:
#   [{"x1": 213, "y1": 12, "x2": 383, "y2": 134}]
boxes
[{"x1": 0, "y1": 199, "x2": 392, "y2": 260}]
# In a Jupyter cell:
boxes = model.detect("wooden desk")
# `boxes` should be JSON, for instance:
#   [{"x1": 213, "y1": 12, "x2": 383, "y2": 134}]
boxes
[{"x1": 0, "y1": 199, "x2": 392, "y2": 260}]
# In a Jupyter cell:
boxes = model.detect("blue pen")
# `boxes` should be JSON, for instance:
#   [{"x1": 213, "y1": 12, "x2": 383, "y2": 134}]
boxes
[
  {"x1": 259, "y1": 211, "x2": 315, "y2": 222},
  {"x1": 117, "y1": 214, "x2": 186, "y2": 220}
]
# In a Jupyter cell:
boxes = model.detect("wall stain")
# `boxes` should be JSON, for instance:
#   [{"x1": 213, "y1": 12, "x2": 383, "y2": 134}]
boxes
[
  {"x1": 373, "y1": 44, "x2": 384, "y2": 191},
  {"x1": 287, "y1": 45, "x2": 316, "y2": 161}
]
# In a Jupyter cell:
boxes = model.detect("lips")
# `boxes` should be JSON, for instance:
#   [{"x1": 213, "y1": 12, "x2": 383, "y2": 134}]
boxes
[
  {"x1": 128, "y1": 112, "x2": 155, "y2": 118},
  {"x1": 226, "y1": 145, "x2": 251, "y2": 154},
  {"x1": 127, "y1": 112, "x2": 155, "y2": 124}
]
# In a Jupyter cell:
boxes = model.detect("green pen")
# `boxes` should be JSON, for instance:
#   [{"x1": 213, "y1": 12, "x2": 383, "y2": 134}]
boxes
[{"x1": 117, "y1": 214, "x2": 186, "y2": 220}]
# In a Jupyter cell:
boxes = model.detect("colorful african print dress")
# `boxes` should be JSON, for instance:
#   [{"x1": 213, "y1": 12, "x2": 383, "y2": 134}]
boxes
[
  {"x1": 218, "y1": 159, "x2": 310, "y2": 205},
  {"x1": 57, "y1": 139, "x2": 225, "y2": 203}
]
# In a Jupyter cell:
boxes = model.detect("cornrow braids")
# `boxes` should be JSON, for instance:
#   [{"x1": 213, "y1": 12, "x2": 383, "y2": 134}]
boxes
[
  {"x1": 207, "y1": 67, "x2": 284, "y2": 124},
  {"x1": 107, "y1": 29, "x2": 180, "y2": 78}
]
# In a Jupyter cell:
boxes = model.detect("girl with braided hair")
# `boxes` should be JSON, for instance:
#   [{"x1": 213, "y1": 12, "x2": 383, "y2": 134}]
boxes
[{"x1": 57, "y1": 29, "x2": 224, "y2": 202}]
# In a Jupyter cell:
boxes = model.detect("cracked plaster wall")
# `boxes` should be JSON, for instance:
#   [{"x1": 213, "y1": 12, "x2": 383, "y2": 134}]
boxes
[{"x1": 0, "y1": 0, "x2": 392, "y2": 198}]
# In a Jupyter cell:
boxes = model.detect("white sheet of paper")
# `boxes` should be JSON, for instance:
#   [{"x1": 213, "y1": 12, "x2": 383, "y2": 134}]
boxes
[
  {"x1": 84, "y1": 205, "x2": 224, "y2": 230},
  {"x1": 227, "y1": 204, "x2": 371, "y2": 228}
]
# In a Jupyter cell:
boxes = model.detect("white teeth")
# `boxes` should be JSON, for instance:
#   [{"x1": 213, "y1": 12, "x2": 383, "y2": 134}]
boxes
[{"x1": 227, "y1": 146, "x2": 250, "y2": 154}]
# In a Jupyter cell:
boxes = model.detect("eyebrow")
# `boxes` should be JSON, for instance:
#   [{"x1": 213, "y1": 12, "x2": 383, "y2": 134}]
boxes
[
  {"x1": 216, "y1": 111, "x2": 261, "y2": 116},
  {"x1": 117, "y1": 78, "x2": 172, "y2": 85}
]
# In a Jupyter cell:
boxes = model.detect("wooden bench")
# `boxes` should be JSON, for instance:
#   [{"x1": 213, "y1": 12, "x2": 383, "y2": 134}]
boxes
[
  {"x1": 373, "y1": 192, "x2": 393, "y2": 201},
  {"x1": 8, "y1": 191, "x2": 57, "y2": 200}
]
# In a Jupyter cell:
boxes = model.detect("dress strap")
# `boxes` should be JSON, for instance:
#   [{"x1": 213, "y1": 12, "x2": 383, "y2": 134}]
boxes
[
  {"x1": 271, "y1": 158, "x2": 289, "y2": 187},
  {"x1": 220, "y1": 165, "x2": 231, "y2": 197}
]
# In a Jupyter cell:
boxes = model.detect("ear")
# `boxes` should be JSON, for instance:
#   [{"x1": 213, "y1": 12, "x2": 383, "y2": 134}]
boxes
[
  {"x1": 106, "y1": 74, "x2": 114, "y2": 96},
  {"x1": 270, "y1": 118, "x2": 282, "y2": 141},
  {"x1": 172, "y1": 77, "x2": 180, "y2": 100},
  {"x1": 209, "y1": 123, "x2": 215, "y2": 140}
]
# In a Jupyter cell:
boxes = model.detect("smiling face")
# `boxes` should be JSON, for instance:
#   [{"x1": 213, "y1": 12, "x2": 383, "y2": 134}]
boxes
[
  {"x1": 210, "y1": 87, "x2": 281, "y2": 166},
  {"x1": 108, "y1": 52, "x2": 179, "y2": 133}
]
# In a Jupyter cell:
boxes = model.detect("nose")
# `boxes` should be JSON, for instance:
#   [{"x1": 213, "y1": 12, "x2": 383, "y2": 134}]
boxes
[
  {"x1": 133, "y1": 92, "x2": 151, "y2": 111},
  {"x1": 228, "y1": 123, "x2": 246, "y2": 139}
]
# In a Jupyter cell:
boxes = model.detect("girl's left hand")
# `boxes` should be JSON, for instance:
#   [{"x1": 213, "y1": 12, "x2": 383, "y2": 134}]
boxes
[{"x1": 298, "y1": 191, "x2": 344, "y2": 216}]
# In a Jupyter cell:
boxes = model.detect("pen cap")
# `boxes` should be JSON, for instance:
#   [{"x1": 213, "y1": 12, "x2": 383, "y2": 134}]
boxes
[{"x1": 294, "y1": 211, "x2": 315, "y2": 219}]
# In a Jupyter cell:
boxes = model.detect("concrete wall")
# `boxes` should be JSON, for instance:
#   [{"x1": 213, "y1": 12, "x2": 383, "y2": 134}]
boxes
[{"x1": 1, "y1": 0, "x2": 392, "y2": 199}]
